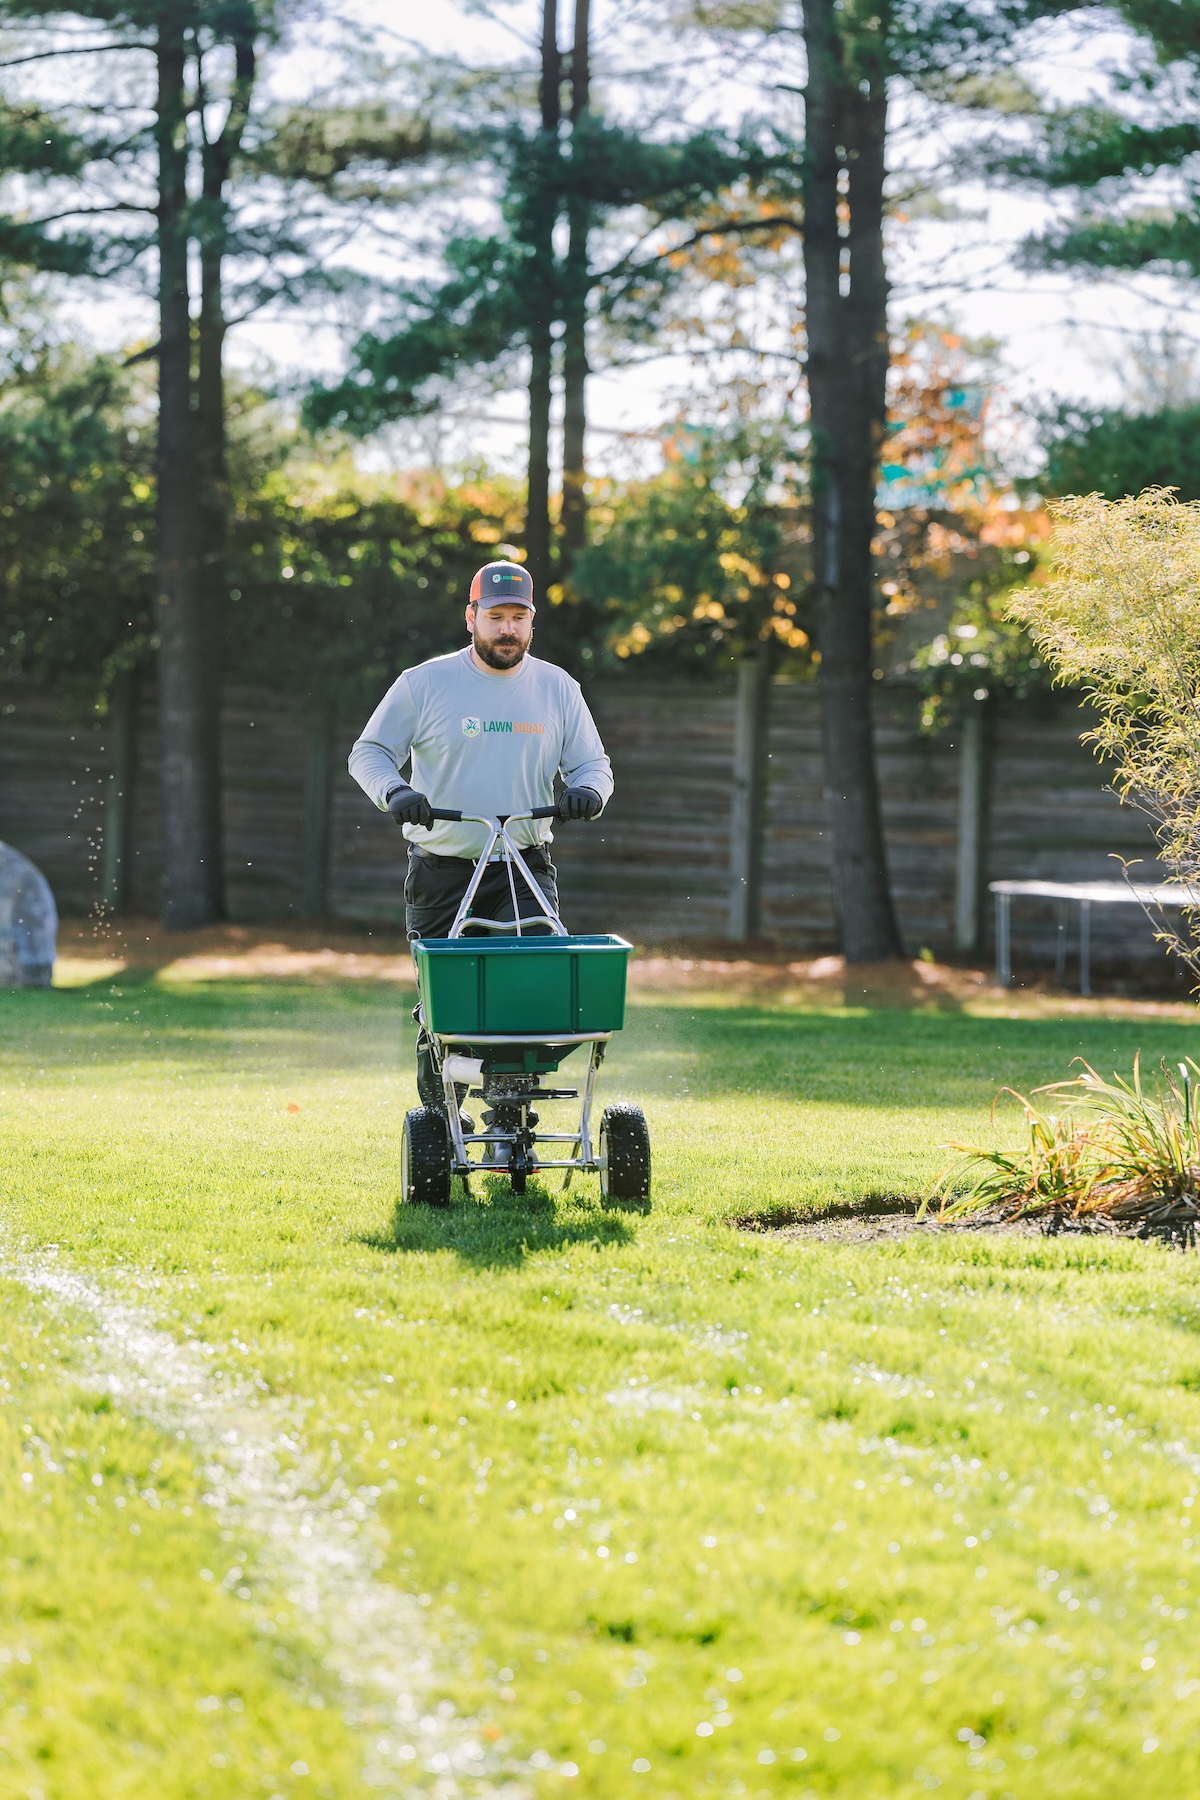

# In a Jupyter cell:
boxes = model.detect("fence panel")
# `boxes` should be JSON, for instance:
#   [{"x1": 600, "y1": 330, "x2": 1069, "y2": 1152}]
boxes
[{"x1": 0, "y1": 677, "x2": 1169, "y2": 966}]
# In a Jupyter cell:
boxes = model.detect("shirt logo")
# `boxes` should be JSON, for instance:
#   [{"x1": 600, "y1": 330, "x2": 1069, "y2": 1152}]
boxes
[{"x1": 461, "y1": 716, "x2": 545, "y2": 737}]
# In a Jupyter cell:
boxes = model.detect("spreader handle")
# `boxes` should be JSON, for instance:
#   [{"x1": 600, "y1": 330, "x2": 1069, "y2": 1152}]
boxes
[{"x1": 429, "y1": 804, "x2": 560, "y2": 822}]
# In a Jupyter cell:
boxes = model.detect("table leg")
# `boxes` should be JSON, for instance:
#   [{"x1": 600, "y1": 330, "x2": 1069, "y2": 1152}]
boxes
[
  {"x1": 1055, "y1": 900, "x2": 1069, "y2": 982},
  {"x1": 997, "y1": 892, "x2": 1011, "y2": 987},
  {"x1": 1079, "y1": 899, "x2": 1092, "y2": 997}
]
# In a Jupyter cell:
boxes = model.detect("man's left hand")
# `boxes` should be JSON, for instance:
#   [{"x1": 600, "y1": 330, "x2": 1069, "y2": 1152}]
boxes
[{"x1": 558, "y1": 786, "x2": 603, "y2": 821}]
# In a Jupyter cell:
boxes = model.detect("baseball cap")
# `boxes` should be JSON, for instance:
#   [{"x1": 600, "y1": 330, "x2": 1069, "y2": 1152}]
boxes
[{"x1": 469, "y1": 560, "x2": 534, "y2": 607}]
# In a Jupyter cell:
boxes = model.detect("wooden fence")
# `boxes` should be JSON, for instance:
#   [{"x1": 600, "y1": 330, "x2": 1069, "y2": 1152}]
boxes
[{"x1": 0, "y1": 675, "x2": 1166, "y2": 967}]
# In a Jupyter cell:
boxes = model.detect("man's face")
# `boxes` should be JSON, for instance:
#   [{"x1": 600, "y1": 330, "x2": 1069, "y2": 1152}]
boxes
[{"x1": 467, "y1": 601, "x2": 534, "y2": 670}]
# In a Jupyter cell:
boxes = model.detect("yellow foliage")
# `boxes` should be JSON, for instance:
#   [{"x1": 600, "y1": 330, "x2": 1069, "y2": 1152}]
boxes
[
  {"x1": 768, "y1": 619, "x2": 808, "y2": 648},
  {"x1": 611, "y1": 619, "x2": 654, "y2": 659},
  {"x1": 718, "y1": 551, "x2": 764, "y2": 583},
  {"x1": 1011, "y1": 489, "x2": 1200, "y2": 924}
]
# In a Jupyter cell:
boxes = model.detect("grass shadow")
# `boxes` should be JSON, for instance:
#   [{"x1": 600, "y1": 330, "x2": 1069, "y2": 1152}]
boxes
[
  {"x1": 0, "y1": 978, "x2": 414, "y2": 1076},
  {"x1": 732, "y1": 1193, "x2": 921, "y2": 1232},
  {"x1": 360, "y1": 1176, "x2": 639, "y2": 1268}
]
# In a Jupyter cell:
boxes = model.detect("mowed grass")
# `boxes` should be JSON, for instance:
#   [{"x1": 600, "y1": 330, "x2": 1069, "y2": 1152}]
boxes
[{"x1": 2, "y1": 972, "x2": 1200, "y2": 1798}]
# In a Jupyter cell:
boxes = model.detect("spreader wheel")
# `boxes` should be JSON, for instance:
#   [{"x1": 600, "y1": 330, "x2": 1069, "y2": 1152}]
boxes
[
  {"x1": 599, "y1": 1104, "x2": 651, "y2": 1204},
  {"x1": 401, "y1": 1106, "x2": 451, "y2": 1207}
]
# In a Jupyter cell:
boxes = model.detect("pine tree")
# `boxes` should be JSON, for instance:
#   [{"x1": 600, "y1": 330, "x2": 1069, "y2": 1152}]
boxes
[
  {"x1": 305, "y1": 9, "x2": 789, "y2": 611},
  {"x1": 0, "y1": 0, "x2": 277, "y2": 924},
  {"x1": 1004, "y1": 2, "x2": 1200, "y2": 280},
  {"x1": 0, "y1": 3, "x2": 408, "y2": 923},
  {"x1": 560, "y1": 0, "x2": 589, "y2": 567},
  {"x1": 193, "y1": 2, "x2": 257, "y2": 917},
  {"x1": 686, "y1": 0, "x2": 1075, "y2": 961},
  {"x1": 0, "y1": 102, "x2": 100, "y2": 275}
]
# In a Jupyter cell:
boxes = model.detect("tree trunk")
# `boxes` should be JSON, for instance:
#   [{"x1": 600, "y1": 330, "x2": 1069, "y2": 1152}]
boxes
[
  {"x1": 156, "y1": 7, "x2": 220, "y2": 929},
  {"x1": 302, "y1": 697, "x2": 333, "y2": 919},
  {"x1": 728, "y1": 641, "x2": 773, "y2": 939},
  {"x1": 954, "y1": 697, "x2": 991, "y2": 955},
  {"x1": 101, "y1": 666, "x2": 138, "y2": 912},
  {"x1": 560, "y1": 0, "x2": 590, "y2": 567},
  {"x1": 802, "y1": 0, "x2": 902, "y2": 962},
  {"x1": 194, "y1": 19, "x2": 256, "y2": 920},
  {"x1": 525, "y1": 0, "x2": 559, "y2": 598}
]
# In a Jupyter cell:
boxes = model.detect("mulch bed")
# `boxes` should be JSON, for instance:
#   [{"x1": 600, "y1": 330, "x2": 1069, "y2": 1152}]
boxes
[{"x1": 733, "y1": 1197, "x2": 1196, "y2": 1247}]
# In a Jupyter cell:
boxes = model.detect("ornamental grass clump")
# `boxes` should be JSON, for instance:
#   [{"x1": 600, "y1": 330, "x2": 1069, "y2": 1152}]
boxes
[{"x1": 924, "y1": 1055, "x2": 1200, "y2": 1237}]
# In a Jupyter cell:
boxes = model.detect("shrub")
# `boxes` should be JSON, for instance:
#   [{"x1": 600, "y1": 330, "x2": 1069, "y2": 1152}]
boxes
[{"x1": 1010, "y1": 488, "x2": 1200, "y2": 976}]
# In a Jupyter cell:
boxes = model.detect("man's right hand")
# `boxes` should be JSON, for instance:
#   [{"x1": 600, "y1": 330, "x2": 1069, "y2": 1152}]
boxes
[{"x1": 386, "y1": 784, "x2": 434, "y2": 829}]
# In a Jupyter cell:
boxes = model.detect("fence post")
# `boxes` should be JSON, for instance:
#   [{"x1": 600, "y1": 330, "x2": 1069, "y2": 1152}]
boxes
[
  {"x1": 728, "y1": 647, "x2": 772, "y2": 939},
  {"x1": 101, "y1": 668, "x2": 137, "y2": 911},
  {"x1": 302, "y1": 699, "x2": 333, "y2": 919},
  {"x1": 954, "y1": 698, "x2": 989, "y2": 955}
]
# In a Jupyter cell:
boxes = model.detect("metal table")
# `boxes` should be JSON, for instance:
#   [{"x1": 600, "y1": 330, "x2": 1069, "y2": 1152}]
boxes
[{"x1": 989, "y1": 879, "x2": 1197, "y2": 996}]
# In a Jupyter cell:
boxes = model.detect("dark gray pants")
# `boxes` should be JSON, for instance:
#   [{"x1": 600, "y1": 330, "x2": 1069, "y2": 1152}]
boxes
[
  {"x1": 405, "y1": 844, "x2": 559, "y2": 942},
  {"x1": 407, "y1": 846, "x2": 560, "y2": 1108}
]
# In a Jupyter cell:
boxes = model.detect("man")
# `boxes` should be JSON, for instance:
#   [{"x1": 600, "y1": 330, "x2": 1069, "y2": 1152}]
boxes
[{"x1": 348, "y1": 558, "x2": 613, "y2": 1108}]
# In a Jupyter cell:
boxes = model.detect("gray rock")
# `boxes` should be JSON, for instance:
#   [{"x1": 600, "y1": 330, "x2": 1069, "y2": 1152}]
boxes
[{"x1": 0, "y1": 841, "x2": 57, "y2": 987}]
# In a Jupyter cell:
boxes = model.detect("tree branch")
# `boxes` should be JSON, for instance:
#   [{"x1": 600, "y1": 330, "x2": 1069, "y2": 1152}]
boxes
[
  {"x1": 19, "y1": 203, "x2": 155, "y2": 223},
  {"x1": 0, "y1": 43, "x2": 153, "y2": 68},
  {"x1": 596, "y1": 213, "x2": 803, "y2": 286}
]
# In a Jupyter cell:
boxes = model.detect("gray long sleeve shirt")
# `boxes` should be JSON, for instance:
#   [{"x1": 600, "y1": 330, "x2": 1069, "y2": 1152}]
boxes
[{"x1": 348, "y1": 647, "x2": 614, "y2": 858}]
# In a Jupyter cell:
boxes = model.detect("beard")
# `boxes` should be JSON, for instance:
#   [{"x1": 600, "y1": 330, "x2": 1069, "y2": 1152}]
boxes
[{"x1": 472, "y1": 626, "x2": 529, "y2": 670}]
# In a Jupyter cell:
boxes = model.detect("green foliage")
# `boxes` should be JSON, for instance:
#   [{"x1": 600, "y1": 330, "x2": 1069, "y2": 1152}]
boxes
[
  {"x1": 1007, "y1": 109, "x2": 1200, "y2": 192},
  {"x1": 306, "y1": 112, "x2": 797, "y2": 440},
  {"x1": 227, "y1": 460, "x2": 528, "y2": 710},
  {"x1": 909, "y1": 581, "x2": 1051, "y2": 730},
  {"x1": 690, "y1": 0, "x2": 1080, "y2": 79},
  {"x1": 0, "y1": 337, "x2": 534, "y2": 714},
  {"x1": 0, "y1": 101, "x2": 103, "y2": 277},
  {"x1": 1006, "y1": 1, "x2": 1200, "y2": 280},
  {"x1": 1041, "y1": 404, "x2": 1200, "y2": 503},
  {"x1": 305, "y1": 226, "x2": 530, "y2": 433},
  {"x1": 246, "y1": 102, "x2": 442, "y2": 186},
  {"x1": 569, "y1": 423, "x2": 809, "y2": 676},
  {"x1": 1032, "y1": 213, "x2": 1200, "y2": 281},
  {"x1": 0, "y1": 346, "x2": 156, "y2": 697}
]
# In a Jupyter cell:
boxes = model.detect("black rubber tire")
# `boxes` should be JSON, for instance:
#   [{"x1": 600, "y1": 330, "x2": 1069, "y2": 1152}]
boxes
[
  {"x1": 599, "y1": 1104, "x2": 651, "y2": 1204},
  {"x1": 401, "y1": 1106, "x2": 451, "y2": 1207}
]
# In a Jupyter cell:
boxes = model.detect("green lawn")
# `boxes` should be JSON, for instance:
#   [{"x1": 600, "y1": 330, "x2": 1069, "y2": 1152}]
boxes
[{"x1": 2, "y1": 970, "x2": 1200, "y2": 1799}]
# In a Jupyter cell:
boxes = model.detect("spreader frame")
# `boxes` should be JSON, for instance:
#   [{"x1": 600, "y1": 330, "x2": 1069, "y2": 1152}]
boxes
[{"x1": 412, "y1": 810, "x2": 626, "y2": 1188}]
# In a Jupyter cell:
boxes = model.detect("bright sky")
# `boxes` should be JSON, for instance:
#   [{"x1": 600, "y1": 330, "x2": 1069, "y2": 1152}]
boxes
[
  {"x1": 312, "y1": 0, "x2": 1200, "y2": 476},
  {"x1": 16, "y1": 0, "x2": 1200, "y2": 479}
]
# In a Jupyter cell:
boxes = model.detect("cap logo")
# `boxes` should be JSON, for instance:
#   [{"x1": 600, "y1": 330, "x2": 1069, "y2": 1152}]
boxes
[{"x1": 470, "y1": 559, "x2": 534, "y2": 604}]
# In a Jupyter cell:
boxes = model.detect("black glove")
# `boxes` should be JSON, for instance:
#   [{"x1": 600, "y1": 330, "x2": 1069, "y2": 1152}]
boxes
[
  {"x1": 387, "y1": 784, "x2": 434, "y2": 829},
  {"x1": 557, "y1": 785, "x2": 603, "y2": 822}
]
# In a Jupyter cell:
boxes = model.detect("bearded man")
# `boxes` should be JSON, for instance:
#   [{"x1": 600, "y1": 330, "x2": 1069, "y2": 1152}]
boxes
[{"x1": 348, "y1": 558, "x2": 613, "y2": 1108}]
